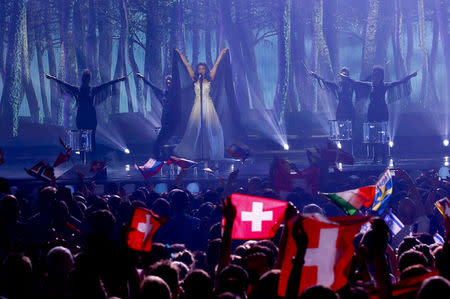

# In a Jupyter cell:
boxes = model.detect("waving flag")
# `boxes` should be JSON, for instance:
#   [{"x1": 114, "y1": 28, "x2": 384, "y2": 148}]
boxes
[
  {"x1": 126, "y1": 207, "x2": 167, "y2": 252},
  {"x1": 433, "y1": 232, "x2": 444, "y2": 244},
  {"x1": 278, "y1": 214, "x2": 370, "y2": 297},
  {"x1": 167, "y1": 156, "x2": 198, "y2": 169},
  {"x1": 229, "y1": 193, "x2": 288, "y2": 240},
  {"x1": 372, "y1": 169, "x2": 393, "y2": 215},
  {"x1": 271, "y1": 157, "x2": 320, "y2": 196},
  {"x1": 135, "y1": 158, "x2": 164, "y2": 179},
  {"x1": 226, "y1": 143, "x2": 250, "y2": 161},
  {"x1": 0, "y1": 148, "x2": 4, "y2": 166},
  {"x1": 384, "y1": 211, "x2": 404, "y2": 237},
  {"x1": 435, "y1": 197, "x2": 450, "y2": 218},
  {"x1": 53, "y1": 151, "x2": 71, "y2": 167},
  {"x1": 89, "y1": 161, "x2": 107, "y2": 173},
  {"x1": 25, "y1": 161, "x2": 56, "y2": 182},
  {"x1": 322, "y1": 186, "x2": 376, "y2": 215}
]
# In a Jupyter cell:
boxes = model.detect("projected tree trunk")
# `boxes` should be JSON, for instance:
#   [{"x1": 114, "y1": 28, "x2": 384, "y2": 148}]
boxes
[
  {"x1": 275, "y1": 0, "x2": 292, "y2": 126},
  {"x1": 361, "y1": 0, "x2": 379, "y2": 80},
  {"x1": 1, "y1": 0, "x2": 26, "y2": 138}
]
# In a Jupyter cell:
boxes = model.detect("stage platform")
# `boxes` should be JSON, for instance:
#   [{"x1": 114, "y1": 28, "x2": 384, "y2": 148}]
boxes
[{"x1": 0, "y1": 145, "x2": 447, "y2": 190}]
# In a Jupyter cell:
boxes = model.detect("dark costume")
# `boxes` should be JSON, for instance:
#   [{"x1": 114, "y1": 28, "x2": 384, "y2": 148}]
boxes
[
  {"x1": 314, "y1": 76, "x2": 358, "y2": 121},
  {"x1": 50, "y1": 77, "x2": 123, "y2": 152},
  {"x1": 348, "y1": 74, "x2": 414, "y2": 162},
  {"x1": 171, "y1": 50, "x2": 245, "y2": 156},
  {"x1": 140, "y1": 77, "x2": 175, "y2": 159}
]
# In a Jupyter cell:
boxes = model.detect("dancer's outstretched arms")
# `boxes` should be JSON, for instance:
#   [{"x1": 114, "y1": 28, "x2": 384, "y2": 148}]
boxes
[
  {"x1": 210, "y1": 48, "x2": 229, "y2": 80},
  {"x1": 309, "y1": 71, "x2": 338, "y2": 92},
  {"x1": 388, "y1": 71, "x2": 417, "y2": 88},
  {"x1": 175, "y1": 49, "x2": 195, "y2": 80},
  {"x1": 45, "y1": 74, "x2": 79, "y2": 96},
  {"x1": 135, "y1": 73, "x2": 164, "y2": 101},
  {"x1": 92, "y1": 76, "x2": 127, "y2": 96},
  {"x1": 339, "y1": 73, "x2": 372, "y2": 98}
]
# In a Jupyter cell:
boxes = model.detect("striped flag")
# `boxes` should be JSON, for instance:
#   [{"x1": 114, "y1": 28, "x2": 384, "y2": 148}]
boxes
[
  {"x1": 135, "y1": 158, "x2": 164, "y2": 179},
  {"x1": 25, "y1": 161, "x2": 56, "y2": 182},
  {"x1": 384, "y1": 211, "x2": 404, "y2": 237},
  {"x1": 372, "y1": 169, "x2": 393, "y2": 215},
  {"x1": 433, "y1": 232, "x2": 444, "y2": 244},
  {"x1": 226, "y1": 143, "x2": 250, "y2": 161},
  {"x1": 167, "y1": 156, "x2": 198, "y2": 169},
  {"x1": 435, "y1": 197, "x2": 450, "y2": 218},
  {"x1": 321, "y1": 186, "x2": 376, "y2": 216}
]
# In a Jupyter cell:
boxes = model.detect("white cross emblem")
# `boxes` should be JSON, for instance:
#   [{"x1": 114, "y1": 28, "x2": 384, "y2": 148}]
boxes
[
  {"x1": 137, "y1": 214, "x2": 153, "y2": 241},
  {"x1": 304, "y1": 228, "x2": 339, "y2": 287},
  {"x1": 241, "y1": 202, "x2": 273, "y2": 232}
]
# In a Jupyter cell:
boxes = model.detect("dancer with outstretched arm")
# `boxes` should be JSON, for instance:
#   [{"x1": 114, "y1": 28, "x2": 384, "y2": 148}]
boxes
[
  {"x1": 45, "y1": 69, "x2": 127, "y2": 155},
  {"x1": 136, "y1": 73, "x2": 175, "y2": 159},
  {"x1": 342, "y1": 65, "x2": 417, "y2": 163}
]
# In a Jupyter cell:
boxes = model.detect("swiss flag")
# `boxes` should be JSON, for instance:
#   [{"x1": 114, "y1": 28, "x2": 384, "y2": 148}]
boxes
[
  {"x1": 126, "y1": 207, "x2": 167, "y2": 252},
  {"x1": 278, "y1": 214, "x2": 370, "y2": 297},
  {"x1": 229, "y1": 194, "x2": 288, "y2": 240},
  {"x1": 89, "y1": 161, "x2": 106, "y2": 173}
]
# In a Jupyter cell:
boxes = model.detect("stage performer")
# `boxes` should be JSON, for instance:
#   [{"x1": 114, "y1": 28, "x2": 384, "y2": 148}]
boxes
[
  {"x1": 136, "y1": 73, "x2": 175, "y2": 159},
  {"x1": 309, "y1": 67, "x2": 369, "y2": 121},
  {"x1": 343, "y1": 65, "x2": 417, "y2": 162},
  {"x1": 172, "y1": 48, "x2": 244, "y2": 160},
  {"x1": 45, "y1": 70, "x2": 126, "y2": 154}
]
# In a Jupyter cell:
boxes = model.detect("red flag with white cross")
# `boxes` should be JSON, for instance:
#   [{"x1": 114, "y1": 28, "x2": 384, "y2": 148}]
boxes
[
  {"x1": 229, "y1": 193, "x2": 288, "y2": 240},
  {"x1": 278, "y1": 214, "x2": 370, "y2": 297},
  {"x1": 127, "y1": 207, "x2": 167, "y2": 252}
]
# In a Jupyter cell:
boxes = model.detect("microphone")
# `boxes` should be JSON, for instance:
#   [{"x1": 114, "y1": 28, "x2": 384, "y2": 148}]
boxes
[{"x1": 198, "y1": 73, "x2": 203, "y2": 81}]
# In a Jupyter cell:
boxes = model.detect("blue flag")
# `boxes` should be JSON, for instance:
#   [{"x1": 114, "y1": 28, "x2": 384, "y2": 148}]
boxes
[
  {"x1": 384, "y1": 211, "x2": 404, "y2": 237},
  {"x1": 372, "y1": 169, "x2": 393, "y2": 215}
]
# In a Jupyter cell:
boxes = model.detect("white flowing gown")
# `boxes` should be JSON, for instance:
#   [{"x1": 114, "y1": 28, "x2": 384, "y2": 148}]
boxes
[{"x1": 175, "y1": 81, "x2": 224, "y2": 160}]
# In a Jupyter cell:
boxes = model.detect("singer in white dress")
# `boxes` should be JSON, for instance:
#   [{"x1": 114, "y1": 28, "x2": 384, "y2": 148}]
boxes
[{"x1": 174, "y1": 49, "x2": 229, "y2": 160}]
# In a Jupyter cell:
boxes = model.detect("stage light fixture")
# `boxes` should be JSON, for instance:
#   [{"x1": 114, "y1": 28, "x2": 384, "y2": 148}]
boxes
[
  {"x1": 444, "y1": 156, "x2": 449, "y2": 167},
  {"x1": 125, "y1": 164, "x2": 130, "y2": 172},
  {"x1": 389, "y1": 141, "x2": 394, "y2": 148},
  {"x1": 389, "y1": 158, "x2": 394, "y2": 168},
  {"x1": 443, "y1": 139, "x2": 449, "y2": 147},
  {"x1": 124, "y1": 148, "x2": 131, "y2": 154},
  {"x1": 337, "y1": 142, "x2": 342, "y2": 149},
  {"x1": 75, "y1": 151, "x2": 80, "y2": 155},
  {"x1": 283, "y1": 143, "x2": 290, "y2": 151}
]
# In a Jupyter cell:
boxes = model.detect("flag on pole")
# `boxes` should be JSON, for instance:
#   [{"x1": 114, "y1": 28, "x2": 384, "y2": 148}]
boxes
[
  {"x1": 126, "y1": 207, "x2": 167, "y2": 252},
  {"x1": 278, "y1": 214, "x2": 370, "y2": 296},
  {"x1": 435, "y1": 197, "x2": 450, "y2": 218},
  {"x1": 321, "y1": 186, "x2": 376, "y2": 215},
  {"x1": 89, "y1": 161, "x2": 107, "y2": 173},
  {"x1": 53, "y1": 151, "x2": 71, "y2": 167},
  {"x1": 25, "y1": 161, "x2": 56, "y2": 182},
  {"x1": 433, "y1": 232, "x2": 444, "y2": 244},
  {"x1": 226, "y1": 143, "x2": 250, "y2": 161},
  {"x1": 271, "y1": 157, "x2": 320, "y2": 196},
  {"x1": 167, "y1": 156, "x2": 198, "y2": 169},
  {"x1": 228, "y1": 193, "x2": 288, "y2": 240},
  {"x1": 0, "y1": 148, "x2": 4, "y2": 166},
  {"x1": 135, "y1": 158, "x2": 164, "y2": 178},
  {"x1": 317, "y1": 140, "x2": 354, "y2": 165},
  {"x1": 384, "y1": 211, "x2": 404, "y2": 237},
  {"x1": 371, "y1": 169, "x2": 393, "y2": 215}
]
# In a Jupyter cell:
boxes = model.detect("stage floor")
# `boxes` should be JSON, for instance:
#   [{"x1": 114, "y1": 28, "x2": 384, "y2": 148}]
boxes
[{"x1": 1, "y1": 150, "x2": 448, "y2": 187}]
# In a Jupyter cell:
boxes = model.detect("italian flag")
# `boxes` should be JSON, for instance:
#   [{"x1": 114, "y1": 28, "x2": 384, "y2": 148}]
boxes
[{"x1": 321, "y1": 186, "x2": 376, "y2": 215}]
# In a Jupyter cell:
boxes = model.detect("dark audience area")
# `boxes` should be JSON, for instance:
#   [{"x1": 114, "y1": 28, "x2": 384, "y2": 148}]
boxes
[{"x1": 0, "y1": 167, "x2": 449, "y2": 299}]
